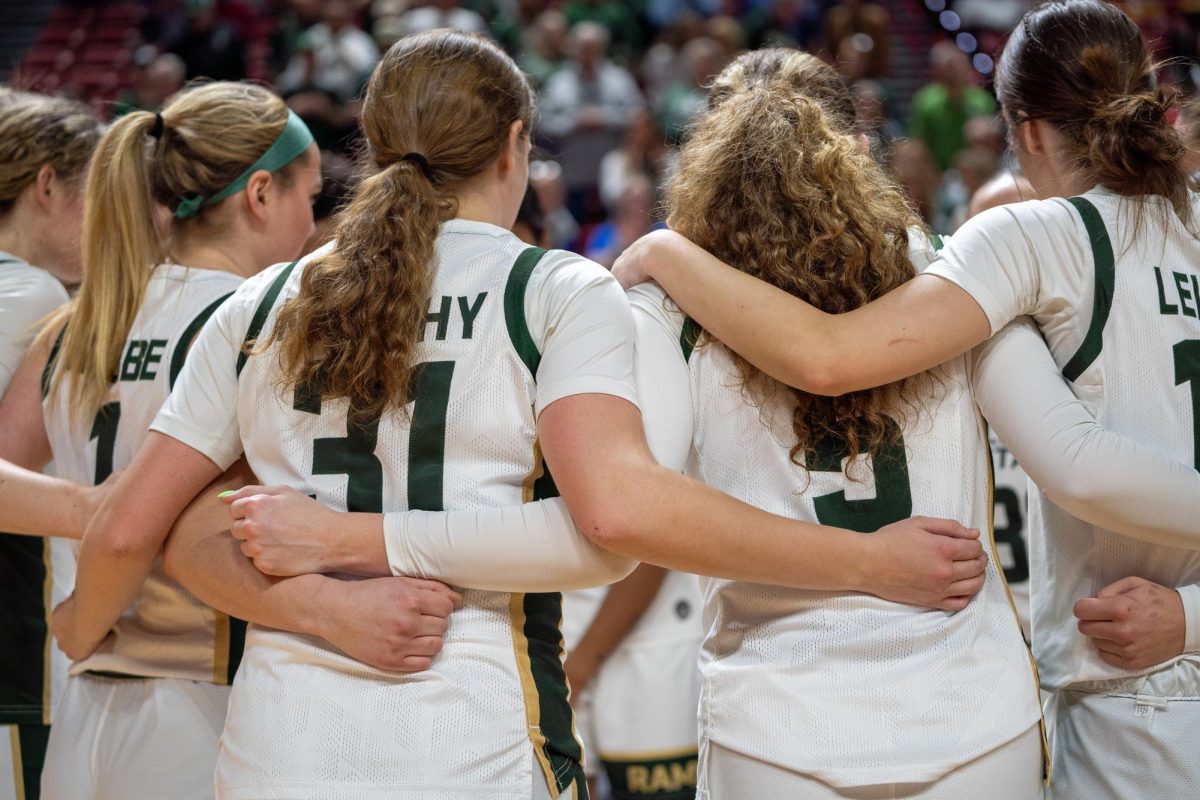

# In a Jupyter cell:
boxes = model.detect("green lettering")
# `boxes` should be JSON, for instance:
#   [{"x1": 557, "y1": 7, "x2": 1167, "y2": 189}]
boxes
[
  {"x1": 139, "y1": 339, "x2": 167, "y2": 380},
  {"x1": 424, "y1": 295, "x2": 452, "y2": 341},
  {"x1": 1174, "y1": 271, "x2": 1196, "y2": 318},
  {"x1": 1173, "y1": 339, "x2": 1200, "y2": 469},
  {"x1": 120, "y1": 340, "x2": 145, "y2": 381},
  {"x1": 457, "y1": 292, "x2": 487, "y2": 339},
  {"x1": 89, "y1": 402, "x2": 121, "y2": 483},
  {"x1": 407, "y1": 361, "x2": 455, "y2": 511},
  {"x1": 1156, "y1": 268, "x2": 1179, "y2": 315},
  {"x1": 994, "y1": 486, "x2": 1028, "y2": 584},
  {"x1": 810, "y1": 417, "x2": 912, "y2": 532}
]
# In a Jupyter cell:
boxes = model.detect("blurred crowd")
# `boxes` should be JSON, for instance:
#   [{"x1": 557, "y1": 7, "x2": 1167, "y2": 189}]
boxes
[{"x1": 50, "y1": 0, "x2": 1200, "y2": 257}]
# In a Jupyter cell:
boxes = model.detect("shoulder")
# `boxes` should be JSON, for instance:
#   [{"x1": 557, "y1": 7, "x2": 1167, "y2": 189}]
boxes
[
  {"x1": 527, "y1": 248, "x2": 621, "y2": 297},
  {"x1": 0, "y1": 259, "x2": 69, "y2": 309},
  {"x1": 955, "y1": 195, "x2": 1083, "y2": 246}
]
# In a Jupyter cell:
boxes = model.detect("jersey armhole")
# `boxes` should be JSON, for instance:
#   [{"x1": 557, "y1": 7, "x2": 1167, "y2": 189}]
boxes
[
  {"x1": 680, "y1": 317, "x2": 702, "y2": 363},
  {"x1": 40, "y1": 325, "x2": 67, "y2": 400},
  {"x1": 1061, "y1": 197, "x2": 1114, "y2": 382},
  {"x1": 169, "y1": 292, "x2": 234, "y2": 389},
  {"x1": 236, "y1": 259, "x2": 300, "y2": 378},
  {"x1": 502, "y1": 246, "x2": 550, "y2": 378}
]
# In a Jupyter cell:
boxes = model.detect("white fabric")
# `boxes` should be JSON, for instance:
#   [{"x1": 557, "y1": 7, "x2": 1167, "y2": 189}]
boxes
[
  {"x1": 385, "y1": 501, "x2": 637, "y2": 592},
  {"x1": 926, "y1": 187, "x2": 1200, "y2": 692},
  {"x1": 700, "y1": 725, "x2": 1043, "y2": 800},
  {"x1": 988, "y1": 429, "x2": 1032, "y2": 639},
  {"x1": 629, "y1": 280, "x2": 1039, "y2": 788},
  {"x1": 40, "y1": 673, "x2": 229, "y2": 800},
  {"x1": 1046, "y1": 658, "x2": 1200, "y2": 800},
  {"x1": 44, "y1": 263, "x2": 242, "y2": 683},
  {"x1": 1178, "y1": 584, "x2": 1200, "y2": 653},
  {"x1": 0, "y1": 251, "x2": 67, "y2": 392},
  {"x1": 155, "y1": 220, "x2": 634, "y2": 798}
]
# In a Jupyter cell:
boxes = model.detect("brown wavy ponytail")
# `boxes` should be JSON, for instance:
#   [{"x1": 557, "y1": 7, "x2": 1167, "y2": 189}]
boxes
[
  {"x1": 267, "y1": 31, "x2": 534, "y2": 422},
  {"x1": 997, "y1": 0, "x2": 1189, "y2": 213}
]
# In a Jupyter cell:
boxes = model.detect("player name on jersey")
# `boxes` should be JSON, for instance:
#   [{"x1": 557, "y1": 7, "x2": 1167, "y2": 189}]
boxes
[
  {"x1": 1154, "y1": 267, "x2": 1200, "y2": 319},
  {"x1": 422, "y1": 293, "x2": 488, "y2": 341}
]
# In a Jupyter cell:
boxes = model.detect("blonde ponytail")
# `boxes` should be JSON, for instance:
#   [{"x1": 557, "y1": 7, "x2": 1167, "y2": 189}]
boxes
[{"x1": 48, "y1": 111, "x2": 161, "y2": 421}]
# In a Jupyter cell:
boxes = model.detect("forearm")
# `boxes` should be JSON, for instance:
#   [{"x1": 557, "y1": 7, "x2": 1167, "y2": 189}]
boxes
[
  {"x1": 384, "y1": 499, "x2": 637, "y2": 591},
  {"x1": 0, "y1": 461, "x2": 90, "y2": 538},
  {"x1": 571, "y1": 563, "x2": 666, "y2": 664},
  {"x1": 73, "y1": 514, "x2": 163, "y2": 650}
]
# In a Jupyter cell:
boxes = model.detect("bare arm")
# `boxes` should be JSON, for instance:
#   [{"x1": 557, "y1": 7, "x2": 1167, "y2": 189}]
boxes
[
  {"x1": 539, "y1": 392, "x2": 984, "y2": 609},
  {"x1": 612, "y1": 229, "x2": 990, "y2": 395},
  {"x1": 163, "y1": 462, "x2": 462, "y2": 672},
  {"x1": 564, "y1": 563, "x2": 667, "y2": 694}
]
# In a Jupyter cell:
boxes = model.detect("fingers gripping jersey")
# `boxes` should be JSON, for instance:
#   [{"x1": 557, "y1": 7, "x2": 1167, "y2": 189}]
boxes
[
  {"x1": 927, "y1": 189, "x2": 1200, "y2": 690},
  {"x1": 42, "y1": 264, "x2": 242, "y2": 683},
  {"x1": 155, "y1": 220, "x2": 638, "y2": 799},
  {"x1": 630, "y1": 283, "x2": 1040, "y2": 788}
]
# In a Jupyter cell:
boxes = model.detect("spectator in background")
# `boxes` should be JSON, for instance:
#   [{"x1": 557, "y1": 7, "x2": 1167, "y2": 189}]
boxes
[
  {"x1": 657, "y1": 37, "x2": 723, "y2": 143},
  {"x1": 743, "y1": 0, "x2": 823, "y2": 52},
  {"x1": 529, "y1": 159, "x2": 581, "y2": 250},
  {"x1": 161, "y1": 0, "x2": 247, "y2": 81},
  {"x1": 400, "y1": 0, "x2": 490, "y2": 38},
  {"x1": 276, "y1": 0, "x2": 378, "y2": 104},
  {"x1": 908, "y1": 41, "x2": 995, "y2": 170},
  {"x1": 852, "y1": 78, "x2": 903, "y2": 162},
  {"x1": 583, "y1": 173, "x2": 659, "y2": 268},
  {"x1": 888, "y1": 138, "x2": 941, "y2": 226},
  {"x1": 302, "y1": 150, "x2": 355, "y2": 256},
  {"x1": 113, "y1": 52, "x2": 186, "y2": 116},
  {"x1": 706, "y1": 15, "x2": 746, "y2": 62},
  {"x1": 937, "y1": 144, "x2": 999, "y2": 232},
  {"x1": 517, "y1": 10, "x2": 569, "y2": 89},
  {"x1": 539, "y1": 22, "x2": 644, "y2": 221},
  {"x1": 269, "y1": 0, "x2": 324, "y2": 77},
  {"x1": 564, "y1": 0, "x2": 644, "y2": 61},
  {"x1": 967, "y1": 168, "x2": 1034, "y2": 219},
  {"x1": 600, "y1": 109, "x2": 672, "y2": 212},
  {"x1": 646, "y1": 0, "x2": 721, "y2": 32},
  {"x1": 1175, "y1": 95, "x2": 1200, "y2": 180},
  {"x1": 823, "y1": 0, "x2": 891, "y2": 78}
]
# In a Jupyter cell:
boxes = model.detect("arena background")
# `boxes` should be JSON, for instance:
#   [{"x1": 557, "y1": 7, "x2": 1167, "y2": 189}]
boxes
[{"x1": 3, "y1": 0, "x2": 1198, "y2": 262}]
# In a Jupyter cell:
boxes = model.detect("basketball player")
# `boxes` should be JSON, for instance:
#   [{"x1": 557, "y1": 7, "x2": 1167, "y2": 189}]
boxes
[{"x1": 614, "y1": 3, "x2": 1200, "y2": 797}]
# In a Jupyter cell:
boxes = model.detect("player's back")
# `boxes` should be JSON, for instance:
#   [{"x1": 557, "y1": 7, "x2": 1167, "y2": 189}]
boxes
[
  {"x1": 43, "y1": 263, "x2": 241, "y2": 682},
  {"x1": 225, "y1": 221, "x2": 586, "y2": 798},
  {"x1": 656, "y1": 287, "x2": 1040, "y2": 787},
  {"x1": 1024, "y1": 189, "x2": 1200, "y2": 689}
]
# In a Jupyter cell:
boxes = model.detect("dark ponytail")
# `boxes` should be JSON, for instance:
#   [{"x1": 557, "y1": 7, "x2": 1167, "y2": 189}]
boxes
[{"x1": 997, "y1": 0, "x2": 1189, "y2": 211}]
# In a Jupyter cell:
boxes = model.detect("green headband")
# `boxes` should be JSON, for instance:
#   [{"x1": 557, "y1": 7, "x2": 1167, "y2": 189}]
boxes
[{"x1": 173, "y1": 110, "x2": 314, "y2": 220}]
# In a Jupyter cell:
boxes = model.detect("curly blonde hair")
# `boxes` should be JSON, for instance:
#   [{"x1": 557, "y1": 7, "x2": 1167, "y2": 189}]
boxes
[{"x1": 667, "y1": 49, "x2": 923, "y2": 473}]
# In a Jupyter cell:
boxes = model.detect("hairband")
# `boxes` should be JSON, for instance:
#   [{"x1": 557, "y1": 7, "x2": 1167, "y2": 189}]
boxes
[
  {"x1": 400, "y1": 152, "x2": 434, "y2": 179},
  {"x1": 149, "y1": 111, "x2": 165, "y2": 140},
  {"x1": 173, "y1": 109, "x2": 315, "y2": 220}
]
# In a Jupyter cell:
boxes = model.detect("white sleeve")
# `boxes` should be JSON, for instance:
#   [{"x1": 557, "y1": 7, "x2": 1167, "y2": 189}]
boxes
[
  {"x1": 383, "y1": 499, "x2": 636, "y2": 591},
  {"x1": 924, "y1": 201, "x2": 1082, "y2": 335},
  {"x1": 528, "y1": 253, "x2": 639, "y2": 416},
  {"x1": 628, "y1": 282, "x2": 693, "y2": 472},
  {"x1": 149, "y1": 278, "x2": 260, "y2": 470},
  {"x1": 972, "y1": 318, "x2": 1200, "y2": 548},
  {"x1": 1178, "y1": 584, "x2": 1200, "y2": 653},
  {"x1": 0, "y1": 268, "x2": 67, "y2": 392}
]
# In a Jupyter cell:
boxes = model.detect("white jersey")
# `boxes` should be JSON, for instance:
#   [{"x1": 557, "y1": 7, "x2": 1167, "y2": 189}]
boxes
[
  {"x1": 989, "y1": 430, "x2": 1031, "y2": 640},
  {"x1": 563, "y1": 571, "x2": 702, "y2": 653},
  {"x1": 0, "y1": 252, "x2": 70, "y2": 727},
  {"x1": 43, "y1": 263, "x2": 243, "y2": 683},
  {"x1": 928, "y1": 186, "x2": 1200, "y2": 691},
  {"x1": 629, "y1": 278, "x2": 1040, "y2": 788},
  {"x1": 153, "y1": 220, "x2": 638, "y2": 799}
]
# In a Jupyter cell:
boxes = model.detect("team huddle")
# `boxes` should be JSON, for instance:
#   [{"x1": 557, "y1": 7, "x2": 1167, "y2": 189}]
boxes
[{"x1": 1, "y1": 1, "x2": 1198, "y2": 799}]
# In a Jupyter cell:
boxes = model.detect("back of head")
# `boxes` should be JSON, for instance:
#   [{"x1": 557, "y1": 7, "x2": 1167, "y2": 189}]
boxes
[
  {"x1": 51, "y1": 81, "x2": 293, "y2": 422},
  {"x1": 708, "y1": 49, "x2": 857, "y2": 134},
  {"x1": 668, "y1": 48, "x2": 921, "y2": 473},
  {"x1": 0, "y1": 91, "x2": 101, "y2": 219},
  {"x1": 270, "y1": 31, "x2": 534, "y2": 422},
  {"x1": 997, "y1": 0, "x2": 1188, "y2": 209}
]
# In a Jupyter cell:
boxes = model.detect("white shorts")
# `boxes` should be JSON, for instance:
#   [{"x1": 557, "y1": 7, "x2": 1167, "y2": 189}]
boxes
[
  {"x1": 1, "y1": 723, "x2": 49, "y2": 800},
  {"x1": 699, "y1": 724, "x2": 1043, "y2": 800},
  {"x1": 1047, "y1": 658, "x2": 1200, "y2": 800},
  {"x1": 40, "y1": 673, "x2": 229, "y2": 800},
  {"x1": 574, "y1": 636, "x2": 700, "y2": 800}
]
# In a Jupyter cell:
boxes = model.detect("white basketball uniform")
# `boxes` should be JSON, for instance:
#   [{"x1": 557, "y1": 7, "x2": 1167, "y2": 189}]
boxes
[
  {"x1": 153, "y1": 220, "x2": 639, "y2": 800},
  {"x1": 562, "y1": 571, "x2": 703, "y2": 800},
  {"x1": 0, "y1": 252, "x2": 71, "y2": 800},
  {"x1": 628, "y1": 274, "x2": 1043, "y2": 798},
  {"x1": 39, "y1": 264, "x2": 242, "y2": 800},
  {"x1": 927, "y1": 187, "x2": 1200, "y2": 800},
  {"x1": 989, "y1": 431, "x2": 1032, "y2": 640}
]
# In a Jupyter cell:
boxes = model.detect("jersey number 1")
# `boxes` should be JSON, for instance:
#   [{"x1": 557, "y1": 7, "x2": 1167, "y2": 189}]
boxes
[
  {"x1": 294, "y1": 361, "x2": 455, "y2": 513},
  {"x1": 1174, "y1": 339, "x2": 1200, "y2": 469},
  {"x1": 89, "y1": 402, "x2": 121, "y2": 484}
]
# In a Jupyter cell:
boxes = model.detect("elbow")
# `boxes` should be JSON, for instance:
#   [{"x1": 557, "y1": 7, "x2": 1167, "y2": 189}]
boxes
[
  {"x1": 797, "y1": 366, "x2": 855, "y2": 398},
  {"x1": 573, "y1": 471, "x2": 653, "y2": 558}
]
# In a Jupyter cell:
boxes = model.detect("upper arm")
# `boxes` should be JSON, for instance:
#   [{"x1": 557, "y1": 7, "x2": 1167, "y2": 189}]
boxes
[
  {"x1": 0, "y1": 322, "x2": 58, "y2": 467},
  {"x1": 628, "y1": 284, "x2": 692, "y2": 471}
]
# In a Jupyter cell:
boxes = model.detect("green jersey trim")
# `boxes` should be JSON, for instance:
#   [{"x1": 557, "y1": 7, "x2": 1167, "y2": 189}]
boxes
[
  {"x1": 680, "y1": 318, "x2": 702, "y2": 363},
  {"x1": 929, "y1": 231, "x2": 946, "y2": 251},
  {"x1": 170, "y1": 292, "x2": 234, "y2": 388},
  {"x1": 237, "y1": 260, "x2": 299, "y2": 377},
  {"x1": 1062, "y1": 197, "x2": 1115, "y2": 382},
  {"x1": 503, "y1": 247, "x2": 549, "y2": 377},
  {"x1": 39, "y1": 327, "x2": 66, "y2": 400}
]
